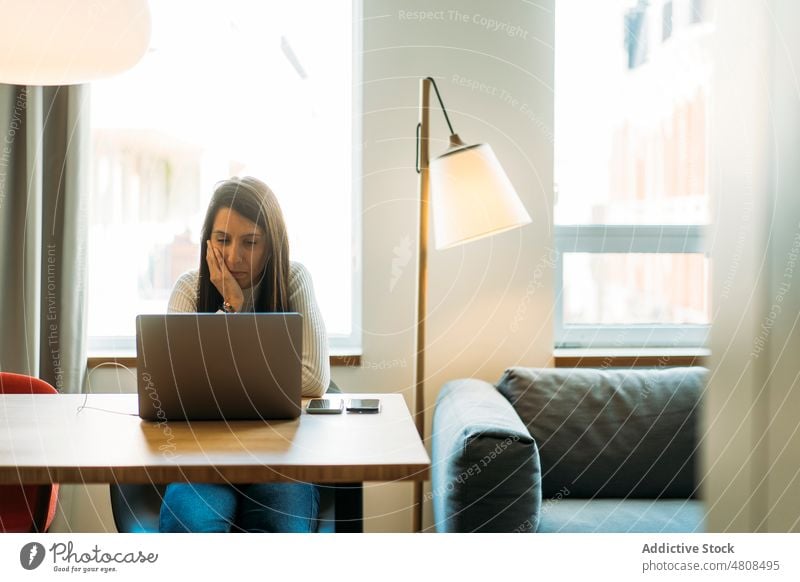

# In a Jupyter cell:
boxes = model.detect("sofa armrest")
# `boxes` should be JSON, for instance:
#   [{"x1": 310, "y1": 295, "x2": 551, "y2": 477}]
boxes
[{"x1": 431, "y1": 378, "x2": 541, "y2": 532}]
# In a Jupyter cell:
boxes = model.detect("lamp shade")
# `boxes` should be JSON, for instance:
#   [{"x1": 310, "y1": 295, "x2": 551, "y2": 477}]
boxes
[
  {"x1": 0, "y1": 0, "x2": 151, "y2": 86},
  {"x1": 429, "y1": 139, "x2": 531, "y2": 250}
]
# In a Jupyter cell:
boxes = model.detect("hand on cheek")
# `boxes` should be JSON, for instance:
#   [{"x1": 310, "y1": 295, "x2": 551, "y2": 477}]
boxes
[{"x1": 206, "y1": 240, "x2": 244, "y2": 312}]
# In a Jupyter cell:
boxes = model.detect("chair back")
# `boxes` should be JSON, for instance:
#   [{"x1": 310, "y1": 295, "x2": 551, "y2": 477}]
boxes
[{"x1": 0, "y1": 372, "x2": 60, "y2": 532}]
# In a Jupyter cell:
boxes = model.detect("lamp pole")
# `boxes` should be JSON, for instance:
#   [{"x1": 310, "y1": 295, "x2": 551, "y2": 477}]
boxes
[{"x1": 412, "y1": 77, "x2": 431, "y2": 533}]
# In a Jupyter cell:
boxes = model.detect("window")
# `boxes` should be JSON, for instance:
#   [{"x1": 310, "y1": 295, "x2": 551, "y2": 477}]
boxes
[
  {"x1": 88, "y1": 0, "x2": 361, "y2": 355},
  {"x1": 554, "y1": 0, "x2": 714, "y2": 348}
]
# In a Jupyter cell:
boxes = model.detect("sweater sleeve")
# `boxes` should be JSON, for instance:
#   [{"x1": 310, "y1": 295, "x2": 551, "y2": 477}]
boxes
[
  {"x1": 289, "y1": 262, "x2": 331, "y2": 398},
  {"x1": 167, "y1": 271, "x2": 199, "y2": 313}
]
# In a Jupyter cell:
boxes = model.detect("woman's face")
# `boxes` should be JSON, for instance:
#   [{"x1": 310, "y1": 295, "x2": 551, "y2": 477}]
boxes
[{"x1": 209, "y1": 207, "x2": 269, "y2": 289}]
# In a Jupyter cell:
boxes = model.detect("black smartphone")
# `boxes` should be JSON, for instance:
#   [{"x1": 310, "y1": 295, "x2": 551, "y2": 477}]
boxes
[
  {"x1": 346, "y1": 398, "x2": 381, "y2": 413},
  {"x1": 306, "y1": 398, "x2": 344, "y2": 414}
]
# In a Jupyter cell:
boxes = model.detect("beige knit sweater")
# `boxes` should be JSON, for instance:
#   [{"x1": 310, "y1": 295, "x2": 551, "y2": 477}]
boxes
[{"x1": 167, "y1": 261, "x2": 331, "y2": 397}]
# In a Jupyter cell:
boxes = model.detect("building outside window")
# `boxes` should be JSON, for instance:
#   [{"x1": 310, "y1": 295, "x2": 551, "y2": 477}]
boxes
[
  {"x1": 555, "y1": 0, "x2": 714, "y2": 348},
  {"x1": 88, "y1": 0, "x2": 360, "y2": 355}
]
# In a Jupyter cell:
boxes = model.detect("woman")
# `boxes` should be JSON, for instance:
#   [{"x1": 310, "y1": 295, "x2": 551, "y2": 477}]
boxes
[{"x1": 159, "y1": 176, "x2": 330, "y2": 533}]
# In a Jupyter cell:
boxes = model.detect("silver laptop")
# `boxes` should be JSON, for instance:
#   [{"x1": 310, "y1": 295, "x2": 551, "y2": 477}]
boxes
[{"x1": 136, "y1": 313, "x2": 303, "y2": 421}]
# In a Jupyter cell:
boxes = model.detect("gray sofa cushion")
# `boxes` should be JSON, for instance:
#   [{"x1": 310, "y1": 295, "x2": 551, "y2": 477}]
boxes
[
  {"x1": 496, "y1": 367, "x2": 705, "y2": 499},
  {"x1": 537, "y1": 499, "x2": 705, "y2": 533},
  {"x1": 432, "y1": 379, "x2": 541, "y2": 532}
]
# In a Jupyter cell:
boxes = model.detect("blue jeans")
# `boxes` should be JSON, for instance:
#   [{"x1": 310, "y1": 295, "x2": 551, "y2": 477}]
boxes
[{"x1": 159, "y1": 482, "x2": 320, "y2": 533}]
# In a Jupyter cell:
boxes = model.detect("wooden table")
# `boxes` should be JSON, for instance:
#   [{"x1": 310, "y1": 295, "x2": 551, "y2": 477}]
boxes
[{"x1": 0, "y1": 393, "x2": 430, "y2": 532}]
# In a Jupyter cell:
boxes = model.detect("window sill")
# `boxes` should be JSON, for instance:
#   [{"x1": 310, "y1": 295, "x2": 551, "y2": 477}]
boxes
[
  {"x1": 88, "y1": 350, "x2": 363, "y2": 369},
  {"x1": 553, "y1": 347, "x2": 710, "y2": 368}
]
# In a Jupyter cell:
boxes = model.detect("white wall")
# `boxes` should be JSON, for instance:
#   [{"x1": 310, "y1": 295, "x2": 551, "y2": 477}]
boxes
[
  {"x1": 348, "y1": 0, "x2": 555, "y2": 531},
  {"x1": 52, "y1": 0, "x2": 555, "y2": 534},
  {"x1": 704, "y1": 0, "x2": 800, "y2": 532}
]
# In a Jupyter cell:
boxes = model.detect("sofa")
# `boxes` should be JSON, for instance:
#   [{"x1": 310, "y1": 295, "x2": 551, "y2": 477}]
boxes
[{"x1": 431, "y1": 366, "x2": 706, "y2": 533}]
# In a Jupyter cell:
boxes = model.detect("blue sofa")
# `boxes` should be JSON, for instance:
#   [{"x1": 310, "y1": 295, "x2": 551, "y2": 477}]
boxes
[{"x1": 431, "y1": 366, "x2": 706, "y2": 533}]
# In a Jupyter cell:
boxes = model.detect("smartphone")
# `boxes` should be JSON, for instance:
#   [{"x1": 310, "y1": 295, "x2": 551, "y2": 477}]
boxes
[
  {"x1": 306, "y1": 398, "x2": 344, "y2": 414},
  {"x1": 346, "y1": 398, "x2": 381, "y2": 413}
]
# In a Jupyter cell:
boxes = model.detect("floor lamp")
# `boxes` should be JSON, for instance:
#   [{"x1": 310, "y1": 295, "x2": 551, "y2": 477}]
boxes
[{"x1": 413, "y1": 77, "x2": 532, "y2": 531}]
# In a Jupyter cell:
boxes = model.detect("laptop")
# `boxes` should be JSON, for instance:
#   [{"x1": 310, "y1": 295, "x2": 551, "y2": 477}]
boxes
[{"x1": 135, "y1": 313, "x2": 303, "y2": 421}]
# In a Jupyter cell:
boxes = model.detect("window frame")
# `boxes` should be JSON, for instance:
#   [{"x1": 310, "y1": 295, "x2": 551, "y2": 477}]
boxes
[
  {"x1": 554, "y1": 224, "x2": 710, "y2": 349},
  {"x1": 87, "y1": 0, "x2": 363, "y2": 357}
]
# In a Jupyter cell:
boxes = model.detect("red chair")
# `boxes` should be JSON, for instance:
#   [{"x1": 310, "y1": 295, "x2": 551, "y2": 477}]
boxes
[{"x1": 0, "y1": 372, "x2": 60, "y2": 533}]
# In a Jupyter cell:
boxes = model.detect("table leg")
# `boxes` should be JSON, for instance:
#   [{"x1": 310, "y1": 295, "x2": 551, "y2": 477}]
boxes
[{"x1": 333, "y1": 482, "x2": 363, "y2": 533}]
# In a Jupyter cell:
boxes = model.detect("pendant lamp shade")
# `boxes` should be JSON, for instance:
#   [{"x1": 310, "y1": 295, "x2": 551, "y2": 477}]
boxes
[
  {"x1": 0, "y1": 0, "x2": 151, "y2": 86},
  {"x1": 429, "y1": 137, "x2": 532, "y2": 250}
]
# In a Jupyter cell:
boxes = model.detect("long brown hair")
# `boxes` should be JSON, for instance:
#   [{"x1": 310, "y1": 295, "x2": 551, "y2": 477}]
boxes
[{"x1": 196, "y1": 177, "x2": 290, "y2": 313}]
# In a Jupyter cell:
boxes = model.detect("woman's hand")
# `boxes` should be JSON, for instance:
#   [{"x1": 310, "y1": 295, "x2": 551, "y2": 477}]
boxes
[{"x1": 206, "y1": 241, "x2": 244, "y2": 312}]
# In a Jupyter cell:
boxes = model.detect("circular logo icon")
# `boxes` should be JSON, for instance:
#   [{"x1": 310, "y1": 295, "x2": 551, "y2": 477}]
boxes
[{"x1": 20, "y1": 542, "x2": 46, "y2": 570}]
